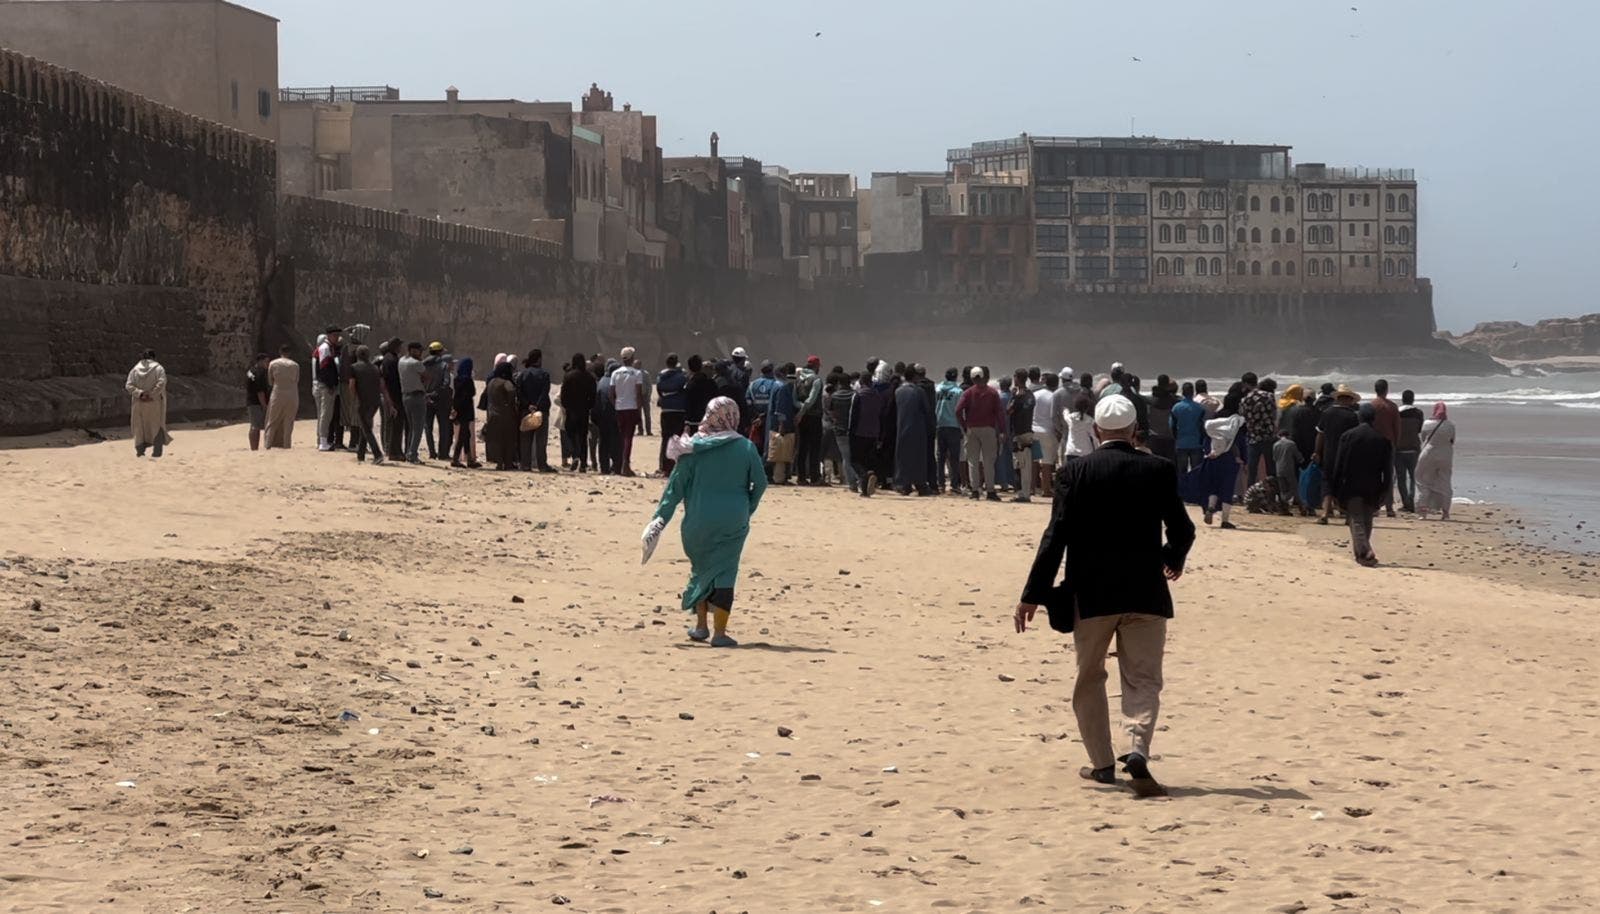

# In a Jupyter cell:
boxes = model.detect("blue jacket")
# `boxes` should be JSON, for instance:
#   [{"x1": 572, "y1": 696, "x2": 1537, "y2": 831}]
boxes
[
  {"x1": 934, "y1": 379, "x2": 963, "y2": 429},
  {"x1": 1170, "y1": 397, "x2": 1206, "y2": 450},
  {"x1": 657, "y1": 367, "x2": 688, "y2": 412},
  {"x1": 767, "y1": 378, "x2": 797, "y2": 434}
]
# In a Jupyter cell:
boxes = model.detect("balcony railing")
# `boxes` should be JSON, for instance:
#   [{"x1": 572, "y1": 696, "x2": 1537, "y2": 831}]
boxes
[
  {"x1": 279, "y1": 85, "x2": 400, "y2": 103},
  {"x1": 1297, "y1": 165, "x2": 1415, "y2": 182}
]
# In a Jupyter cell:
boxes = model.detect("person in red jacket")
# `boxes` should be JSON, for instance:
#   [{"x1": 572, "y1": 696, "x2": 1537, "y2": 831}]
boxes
[{"x1": 956, "y1": 366, "x2": 1003, "y2": 502}]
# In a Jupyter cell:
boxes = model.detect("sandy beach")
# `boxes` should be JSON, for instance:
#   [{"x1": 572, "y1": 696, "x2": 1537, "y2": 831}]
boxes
[{"x1": 2, "y1": 419, "x2": 1597, "y2": 913}]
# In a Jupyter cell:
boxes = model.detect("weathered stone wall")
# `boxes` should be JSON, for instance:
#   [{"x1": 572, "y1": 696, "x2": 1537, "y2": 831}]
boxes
[{"x1": 0, "y1": 48, "x2": 276, "y2": 433}]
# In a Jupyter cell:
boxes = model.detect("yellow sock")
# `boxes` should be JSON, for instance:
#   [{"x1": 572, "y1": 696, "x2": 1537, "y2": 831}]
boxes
[{"x1": 712, "y1": 608, "x2": 730, "y2": 636}]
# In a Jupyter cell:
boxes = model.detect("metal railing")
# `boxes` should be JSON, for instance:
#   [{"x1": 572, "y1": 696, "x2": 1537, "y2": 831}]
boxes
[
  {"x1": 279, "y1": 85, "x2": 400, "y2": 103},
  {"x1": 1297, "y1": 165, "x2": 1415, "y2": 182}
]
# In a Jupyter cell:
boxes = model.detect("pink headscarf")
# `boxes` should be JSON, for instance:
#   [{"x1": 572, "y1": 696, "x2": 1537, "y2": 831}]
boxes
[
  {"x1": 1432, "y1": 401, "x2": 1449, "y2": 421},
  {"x1": 698, "y1": 396, "x2": 741, "y2": 436}
]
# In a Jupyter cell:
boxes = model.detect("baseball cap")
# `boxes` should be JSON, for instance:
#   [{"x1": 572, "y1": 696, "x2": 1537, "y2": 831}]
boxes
[
  {"x1": 428, "y1": 341, "x2": 444, "y2": 353},
  {"x1": 1093, "y1": 394, "x2": 1137, "y2": 431}
]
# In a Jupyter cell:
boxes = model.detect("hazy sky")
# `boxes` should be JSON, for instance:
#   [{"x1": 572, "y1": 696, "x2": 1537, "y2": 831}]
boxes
[{"x1": 257, "y1": 0, "x2": 1596, "y2": 331}]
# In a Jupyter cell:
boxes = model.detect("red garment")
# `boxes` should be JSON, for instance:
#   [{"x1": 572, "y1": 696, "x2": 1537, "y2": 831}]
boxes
[
  {"x1": 955, "y1": 383, "x2": 1003, "y2": 431},
  {"x1": 1370, "y1": 395, "x2": 1401, "y2": 444}
]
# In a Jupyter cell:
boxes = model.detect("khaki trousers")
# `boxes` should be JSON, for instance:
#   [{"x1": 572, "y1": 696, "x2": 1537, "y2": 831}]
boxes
[
  {"x1": 1072, "y1": 612, "x2": 1167, "y2": 769},
  {"x1": 964, "y1": 426, "x2": 998, "y2": 493}
]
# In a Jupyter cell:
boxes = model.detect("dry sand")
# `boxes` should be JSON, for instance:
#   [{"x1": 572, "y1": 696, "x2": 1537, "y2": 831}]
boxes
[{"x1": 2, "y1": 419, "x2": 1597, "y2": 912}]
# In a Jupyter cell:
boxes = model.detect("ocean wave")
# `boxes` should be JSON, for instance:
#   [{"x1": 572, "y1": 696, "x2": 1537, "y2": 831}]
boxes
[{"x1": 1431, "y1": 387, "x2": 1600, "y2": 406}]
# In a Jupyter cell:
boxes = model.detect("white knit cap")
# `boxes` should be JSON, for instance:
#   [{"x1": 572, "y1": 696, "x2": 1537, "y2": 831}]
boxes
[
  {"x1": 1094, "y1": 394, "x2": 1137, "y2": 431},
  {"x1": 621, "y1": 346, "x2": 636, "y2": 360}
]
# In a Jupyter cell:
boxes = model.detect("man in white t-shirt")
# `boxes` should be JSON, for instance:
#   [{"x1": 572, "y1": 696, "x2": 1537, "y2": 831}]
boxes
[
  {"x1": 1031, "y1": 372, "x2": 1061, "y2": 496},
  {"x1": 610, "y1": 346, "x2": 647, "y2": 476}
]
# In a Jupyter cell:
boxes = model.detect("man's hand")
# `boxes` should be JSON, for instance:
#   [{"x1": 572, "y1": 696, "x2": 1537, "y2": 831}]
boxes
[
  {"x1": 1014, "y1": 602, "x2": 1038, "y2": 634},
  {"x1": 1164, "y1": 565, "x2": 1183, "y2": 582}
]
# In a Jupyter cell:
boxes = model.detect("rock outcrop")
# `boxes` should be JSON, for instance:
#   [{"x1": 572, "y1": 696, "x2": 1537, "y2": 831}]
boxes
[{"x1": 1442, "y1": 314, "x2": 1600, "y2": 361}]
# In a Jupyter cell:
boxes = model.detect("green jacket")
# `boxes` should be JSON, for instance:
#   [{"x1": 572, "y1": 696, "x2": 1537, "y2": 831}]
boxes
[{"x1": 653, "y1": 434, "x2": 768, "y2": 609}]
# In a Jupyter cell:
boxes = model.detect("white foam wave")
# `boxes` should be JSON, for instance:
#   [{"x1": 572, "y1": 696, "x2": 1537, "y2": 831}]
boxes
[{"x1": 1431, "y1": 387, "x2": 1600, "y2": 405}]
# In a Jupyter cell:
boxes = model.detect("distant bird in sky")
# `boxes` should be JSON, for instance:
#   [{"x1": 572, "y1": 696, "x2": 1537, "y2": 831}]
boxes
[
  {"x1": 814, "y1": 31, "x2": 822, "y2": 37},
  {"x1": 1512, "y1": 261, "x2": 1519, "y2": 269},
  {"x1": 1131, "y1": 56, "x2": 1141, "y2": 62},
  {"x1": 1350, "y1": 5, "x2": 1358, "y2": 10}
]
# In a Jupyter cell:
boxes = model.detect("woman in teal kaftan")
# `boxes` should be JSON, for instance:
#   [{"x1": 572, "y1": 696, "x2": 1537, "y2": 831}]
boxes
[{"x1": 648, "y1": 396, "x2": 768, "y2": 647}]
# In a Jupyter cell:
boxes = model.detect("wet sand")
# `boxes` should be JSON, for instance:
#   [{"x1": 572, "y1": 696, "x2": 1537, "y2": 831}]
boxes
[{"x1": 2, "y1": 420, "x2": 1597, "y2": 912}]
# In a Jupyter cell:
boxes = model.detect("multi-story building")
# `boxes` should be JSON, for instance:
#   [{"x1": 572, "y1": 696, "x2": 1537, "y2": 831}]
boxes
[
  {"x1": 865, "y1": 172, "x2": 946, "y2": 256},
  {"x1": 0, "y1": 0, "x2": 279, "y2": 140},
  {"x1": 927, "y1": 167, "x2": 1031, "y2": 291},
  {"x1": 791, "y1": 173, "x2": 859, "y2": 279},
  {"x1": 942, "y1": 135, "x2": 1418, "y2": 293}
]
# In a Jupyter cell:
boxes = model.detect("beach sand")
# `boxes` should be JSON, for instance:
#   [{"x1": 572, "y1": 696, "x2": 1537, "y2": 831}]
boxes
[{"x1": 2, "y1": 420, "x2": 1597, "y2": 912}]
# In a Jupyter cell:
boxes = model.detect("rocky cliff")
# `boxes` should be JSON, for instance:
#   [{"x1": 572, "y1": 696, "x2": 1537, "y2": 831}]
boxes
[{"x1": 1441, "y1": 314, "x2": 1600, "y2": 362}]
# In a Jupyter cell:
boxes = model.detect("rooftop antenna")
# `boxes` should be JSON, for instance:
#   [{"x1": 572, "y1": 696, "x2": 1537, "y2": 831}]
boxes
[{"x1": 1130, "y1": 116, "x2": 1136, "y2": 136}]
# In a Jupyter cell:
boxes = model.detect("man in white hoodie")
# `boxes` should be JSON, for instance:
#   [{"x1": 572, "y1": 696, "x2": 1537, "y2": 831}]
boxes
[{"x1": 125, "y1": 349, "x2": 168, "y2": 458}]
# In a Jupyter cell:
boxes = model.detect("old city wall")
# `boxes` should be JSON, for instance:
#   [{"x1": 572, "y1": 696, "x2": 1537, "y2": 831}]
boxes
[{"x1": 0, "y1": 48, "x2": 276, "y2": 433}]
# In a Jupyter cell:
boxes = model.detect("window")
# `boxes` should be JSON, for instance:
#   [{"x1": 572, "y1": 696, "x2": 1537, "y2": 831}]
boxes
[
  {"x1": 1286, "y1": 260, "x2": 1296, "y2": 276},
  {"x1": 1323, "y1": 257, "x2": 1334, "y2": 274},
  {"x1": 1175, "y1": 224, "x2": 1187, "y2": 243},
  {"x1": 1271, "y1": 261, "x2": 1282, "y2": 276},
  {"x1": 993, "y1": 259, "x2": 1012, "y2": 283},
  {"x1": 1399, "y1": 257, "x2": 1411, "y2": 276},
  {"x1": 1270, "y1": 228, "x2": 1281, "y2": 243},
  {"x1": 1198, "y1": 192, "x2": 1210, "y2": 211},
  {"x1": 1159, "y1": 224, "x2": 1172, "y2": 244},
  {"x1": 1035, "y1": 190, "x2": 1069, "y2": 217},
  {"x1": 1040, "y1": 258, "x2": 1071, "y2": 284},
  {"x1": 1363, "y1": 223, "x2": 1371, "y2": 237},
  {"x1": 231, "y1": 79, "x2": 239, "y2": 115},
  {"x1": 978, "y1": 194, "x2": 989, "y2": 216},
  {"x1": 1115, "y1": 225, "x2": 1148, "y2": 248},
  {"x1": 1385, "y1": 192, "x2": 1396, "y2": 212},
  {"x1": 1398, "y1": 226, "x2": 1411, "y2": 245},
  {"x1": 1235, "y1": 194, "x2": 1247, "y2": 210},
  {"x1": 1348, "y1": 192, "x2": 1357, "y2": 206},
  {"x1": 808, "y1": 212, "x2": 823, "y2": 236},
  {"x1": 1399, "y1": 193, "x2": 1410, "y2": 212},
  {"x1": 1236, "y1": 227, "x2": 1247, "y2": 244},
  {"x1": 1075, "y1": 192, "x2": 1110, "y2": 215},
  {"x1": 1320, "y1": 192, "x2": 1333, "y2": 210},
  {"x1": 1077, "y1": 225, "x2": 1110, "y2": 249},
  {"x1": 939, "y1": 258, "x2": 955, "y2": 282},
  {"x1": 825, "y1": 212, "x2": 840, "y2": 235},
  {"x1": 1198, "y1": 224, "x2": 1210, "y2": 244},
  {"x1": 959, "y1": 193, "x2": 966, "y2": 214},
  {"x1": 1196, "y1": 257, "x2": 1208, "y2": 276},
  {"x1": 1384, "y1": 225, "x2": 1396, "y2": 244},
  {"x1": 1251, "y1": 227, "x2": 1262, "y2": 243},
  {"x1": 1173, "y1": 257, "x2": 1185, "y2": 276},
  {"x1": 1286, "y1": 227, "x2": 1296, "y2": 243},
  {"x1": 1156, "y1": 257, "x2": 1170, "y2": 275},
  {"x1": 1076, "y1": 255, "x2": 1110, "y2": 280},
  {"x1": 1036, "y1": 224, "x2": 1069, "y2": 252},
  {"x1": 1349, "y1": 254, "x2": 1356, "y2": 266},
  {"x1": 1251, "y1": 260, "x2": 1262, "y2": 275},
  {"x1": 966, "y1": 258, "x2": 984, "y2": 285},
  {"x1": 257, "y1": 89, "x2": 271, "y2": 119},
  {"x1": 1174, "y1": 191, "x2": 1187, "y2": 210},
  {"x1": 1159, "y1": 191, "x2": 1172, "y2": 210},
  {"x1": 1384, "y1": 257, "x2": 1395, "y2": 276},
  {"x1": 1213, "y1": 223, "x2": 1224, "y2": 242},
  {"x1": 1364, "y1": 255, "x2": 1371, "y2": 267},
  {"x1": 1250, "y1": 195, "x2": 1261, "y2": 211},
  {"x1": 1270, "y1": 196, "x2": 1281, "y2": 213},
  {"x1": 1113, "y1": 256, "x2": 1148, "y2": 280},
  {"x1": 1211, "y1": 257, "x2": 1222, "y2": 275},
  {"x1": 1285, "y1": 196, "x2": 1295, "y2": 213},
  {"x1": 1363, "y1": 193, "x2": 1371, "y2": 206},
  {"x1": 1307, "y1": 194, "x2": 1320, "y2": 213},
  {"x1": 1236, "y1": 260, "x2": 1247, "y2": 275},
  {"x1": 1113, "y1": 193, "x2": 1147, "y2": 215},
  {"x1": 1348, "y1": 222, "x2": 1356, "y2": 237},
  {"x1": 966, "y1": 225, "x2": 982, "y2": 248},
  {"x1": 939, "y1": 226, "x2": 955, "y2": 251},
  {"x1": 1309, "y1": 259, "x2": 1321, "y2": 276},
  {"x1": 995, "y1": 226, "x2": 1012, "y2": 250}
]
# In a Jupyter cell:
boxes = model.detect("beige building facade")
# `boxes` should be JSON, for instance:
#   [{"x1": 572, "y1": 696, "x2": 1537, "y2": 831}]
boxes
[{"x1": 0, "y1": 0, "x2": 279, "y2": 140}]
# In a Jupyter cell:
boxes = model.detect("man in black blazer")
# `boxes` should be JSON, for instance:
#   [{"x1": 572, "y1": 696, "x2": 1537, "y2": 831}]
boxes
[{"x1": 1014, "y1": 394, "x2": 1196, "y2": 797}]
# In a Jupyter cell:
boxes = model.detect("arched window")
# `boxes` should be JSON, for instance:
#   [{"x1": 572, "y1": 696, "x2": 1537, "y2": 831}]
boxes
[
  {"x1": 1286, "y1": 227, "x2": 1297, "y2": 243},
  {"x1": 1384, "y1": 225, "x2": 1395, "y2": 244},
  {"x1": 1399, "y1": 193, "x2": 1410, "y2": 212},
  {"x1": 1175, "y1": 224, "x2": 1187, "y2": 243},
  {"x1": 1159, "y1": 224, "x2": 1172, "y2": 243},
  {"x1": 1271, "y1": 260, "x2": 1282, "y2": 276},
  {"x1": 1175, "y1": 191, "x2": 1187, "y2": 210},
  {"x1": 1251, "y1": 227, "x2": 1262, "y2": 243},
  {"x1": 1385, "y1": 192, "x2": 1395, "y2": 212},
  {"x1": 1323, "y1": 257, "x2": 1335, "y2": 274},
  {"x1": 1399, "y1": 257, "x2": 1411, "y2": 276},
  {"x1": 1285, "y1": 196, "x2": 1295, "y2": 213},
  {"x1": 1307, "y1": 194, "x2": 1319, "y2": 213},
  {"x1": 1236, "y1": 227, "x2": 1247, "y2": 243},
  {"x1": 1384, "y1": 257, "x2": 1395, "y2": 276},
  {"x1": 1211, "y1": 257, "x2": 1222, "y2": 275},
  {"x1": 1236, "y1": 260, "x2": 1247, "y2": 275},
  {"x1": 1214, "y1": 223, "x2": 1224, "y2": 242},
  {"x1": 1270, "y1": 228, "x2": 1281, "y2": 243},
  {"x1": 1270, "y1": 196, "x2": 1281, "y2": 213},
  {"x1": 1250, "y1": 195, "x2": 1261, "y2": 211},
  {"x1": 1398, "y1": 226, "x2": 1411, "y2": 245},
  {"x1": 1198, "y1": 224, "x2": 1210, "y2": 244},
  {"x1": 1156, "y1": 256, "x2": 1169, "y2": 275},
  {"x1": 1235, "y1": 194, "x2": 1247, "y2": 211},
  {"x1": 1286, "y1": 260, "x2": 1296, "y2": 276},
  {"x1": 1159, "y1": 191, "x2": 1172, "y2": 210},
  {"x1": 1196, "y1": 258, "x2": 1208, "y2": 276},
  {"x1": 1321, "y1": 192, "x2": 1334, "y2": 210},
  {"x1": 1174, "y1": 257, "x2": 1185, "y2": 276},
  {"x1": 1251, "y1": 260, "x2": 1262, "y2": 275},
  {"x1": 1308, "y1": 259, "x2": 1321, "y2": 276}
]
